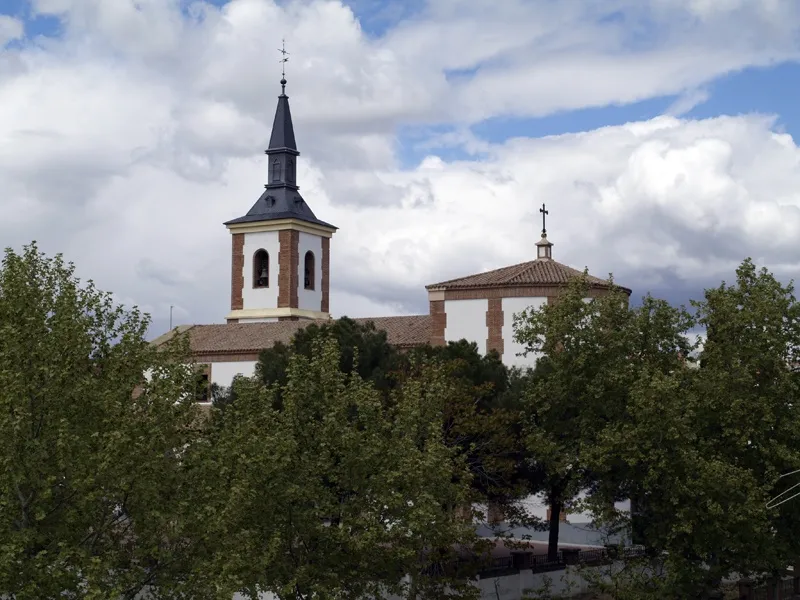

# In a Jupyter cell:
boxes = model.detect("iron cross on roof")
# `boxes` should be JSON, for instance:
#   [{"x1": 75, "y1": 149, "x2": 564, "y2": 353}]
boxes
[{"x1": 539, "y1": 203, "x2": 549, "y2": 235}]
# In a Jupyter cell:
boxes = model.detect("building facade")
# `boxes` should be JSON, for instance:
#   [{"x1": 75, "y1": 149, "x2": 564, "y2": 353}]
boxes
[{"x1": 152, "y1": 73, "x2": 631, "y2": 400}]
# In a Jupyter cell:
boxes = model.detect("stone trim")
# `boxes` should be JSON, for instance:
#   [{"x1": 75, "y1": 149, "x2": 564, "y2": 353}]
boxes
[
  {"x1": 226, "y1": 218, "x2": 336, "y2": 237},
  {"x1": 321, "y1": 237, "x2": 330, "y2": 313},
  {"x1": 231, "y1": 233, "x2": 244, "y2": 311},
  {"x1": 486, "y1": 298, "x2": 504, "y2": 357},
  {"x1": 278, "y1": 229, "x2": 299, "y2": 308},
  {"x1": 226, "y1": 307, "x2": 328, "y2": 321},
  {"x1": 444, "y1": 286, "x2": 611, "y2": 301},
  {"x1": 193, "y1": 352, "x2": 261, "y2": 363},
  {"x1": 430, "y1": 300, "x2": 446, "y2": 347}
]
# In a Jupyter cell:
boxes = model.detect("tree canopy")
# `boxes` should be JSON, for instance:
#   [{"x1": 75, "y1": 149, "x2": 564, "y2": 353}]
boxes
[
  {"x1": 582, "y1": 260, "x2": 800, "y2": 598},
  {"x1": 183, "y1": 338, "x2": 480, "y2": 600},
  {"x1": 510, "y1": 261, "x2": 800, "y2": 598},
  {"x1": 0, "y1": 243, "x2": 201, "y2": 599},
  {"x1": 8, "y1": 241, "x2": 800, "y2": 600},
  {"x1": 255, "y1": 320, "x2": 531, "y2": 517}
]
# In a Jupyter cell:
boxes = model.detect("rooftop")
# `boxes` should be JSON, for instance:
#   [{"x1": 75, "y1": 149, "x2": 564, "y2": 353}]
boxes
[
  {"x1": 426, "y1": 258, "x2": 631, "y2": 294},
  {"x1": 152, "y1": 315, "x2": 432, "y2": 356}
]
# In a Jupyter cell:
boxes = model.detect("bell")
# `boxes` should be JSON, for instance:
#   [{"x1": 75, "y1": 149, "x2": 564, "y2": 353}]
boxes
[{"x1": 260, "y1": 266, "x2": 268, "y2": 279}]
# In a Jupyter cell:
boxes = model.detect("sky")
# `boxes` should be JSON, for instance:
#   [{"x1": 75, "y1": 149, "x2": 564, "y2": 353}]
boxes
[{"x1": 1, "y1": 0, "x2": 800, "y2": 338}]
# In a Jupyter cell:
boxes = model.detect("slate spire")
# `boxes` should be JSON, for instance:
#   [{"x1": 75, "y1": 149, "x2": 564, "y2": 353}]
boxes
[
  {"x1": 223, "y1": 75, "x2": 336, "y2": 230},
  {"x1": 265, "y1": 76, "x2": 299, "y2": 191},
  {"x1": 267, "y1": 77, "x2": 298, "y2": 152}
]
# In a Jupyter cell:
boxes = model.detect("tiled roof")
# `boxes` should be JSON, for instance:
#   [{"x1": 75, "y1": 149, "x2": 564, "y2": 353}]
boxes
[
  {"x1": 151, "y1": 315, "x2": 432, "y2": 355},
  {"x1": 426, "y1": 259, "x2": 631, "y2": 294}
]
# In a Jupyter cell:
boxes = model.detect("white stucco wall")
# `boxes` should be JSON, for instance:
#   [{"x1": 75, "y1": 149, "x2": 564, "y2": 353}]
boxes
[
  {"x1": 242, "y1": 231, "x2": 280, "y2": 311},
  {"x1": 297, "y1": 232, "x2": 323, "y2": 312},
  {"x1": 444, "y1": 299, "x2": 489, "y2": 355},
  {"x1": 519, "y1": 492, "x2": 630, "y2": 523},
  {"x1": 211, "y1": 361, "x2": 258, "y2": 388},
  {"x1": 502, "y1": 297, "x2": 547, "y2": 369}
]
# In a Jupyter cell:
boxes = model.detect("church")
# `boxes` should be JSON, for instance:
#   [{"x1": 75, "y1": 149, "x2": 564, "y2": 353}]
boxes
[
  {"x1": 150, "y1": 73, "x2": 635, "y2": 541},
  {"x1": 152, "y1": 74, "x2": 631, "y2": 394}
]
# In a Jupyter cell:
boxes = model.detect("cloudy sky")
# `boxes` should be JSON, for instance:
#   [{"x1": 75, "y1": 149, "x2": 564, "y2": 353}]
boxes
[{"x1": 1, "y1": 0, "x2": 800, "y2": 337}]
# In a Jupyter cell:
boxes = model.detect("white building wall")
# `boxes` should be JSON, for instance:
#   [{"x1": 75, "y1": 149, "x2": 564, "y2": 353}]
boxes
[
  {"x1": 502, "y1": 297, "x2": 546, "y2": 369},
  {"x1": 518, "y1": 492, "x2": 630, "y2": 523},
  {"x1": 242, "y1": 231, "x2": 280, "y2": 311},
  {"x1": 211, "y1": 361, "x2": 258, "y2": 388},
  {"x1": 297, "y1": 232, "x2": 323, "y2": 312},
  {"x1": 444, "y1": 299, "x2": 489, "y2": 355}
]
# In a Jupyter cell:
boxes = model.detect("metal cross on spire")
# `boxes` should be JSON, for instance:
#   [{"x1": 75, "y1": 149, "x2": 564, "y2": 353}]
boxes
[
  {"x1": 539, "y1": 203, "x2": 549, "y2": 235},
  {"x1": 278, "y1": 39, "x2": 289, "y2": 94}
]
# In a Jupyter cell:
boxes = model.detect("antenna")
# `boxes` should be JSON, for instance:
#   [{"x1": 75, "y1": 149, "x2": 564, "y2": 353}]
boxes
[
  {"x1": 169, "y1": 305, "x2": 174, "y2": 331},
  {"x1": 766, "y1": 468, "x2": 800, "y2": 509}
]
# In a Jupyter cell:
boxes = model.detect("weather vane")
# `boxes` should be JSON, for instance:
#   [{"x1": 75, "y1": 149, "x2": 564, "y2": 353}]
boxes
[
  {"x1": 278, "y1": 39, "x2": 289, "y2": 93},
  {"x1": 539, "y1": 203, "x2": 549, "y2": 235}
]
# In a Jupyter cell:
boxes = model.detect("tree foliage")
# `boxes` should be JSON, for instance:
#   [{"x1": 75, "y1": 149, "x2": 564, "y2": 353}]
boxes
[
  {"x1": 592, "y1": 260, "x2": 800, "y2": 598},
  {"x1": 11, "y1": 240, "x2": 800, "y2": 600},
  {"x1": 185, "y1": 337, "x2": 480, "y2": 600},
  {"x1": 255, "y1": 317, "x2": 407, "y2": 405},
  {"x1": 0, "y1": 243, "x2": 201, "y2": 599},
  {"x1": 512, "y1": 275, "x2": 644, "y2": 559},
  {"x1": 256, "y1": 322, "x2": 522, "y2": 510},
  {"x1": 558, "y1": 260, "x2": 800, "y2": 598}
]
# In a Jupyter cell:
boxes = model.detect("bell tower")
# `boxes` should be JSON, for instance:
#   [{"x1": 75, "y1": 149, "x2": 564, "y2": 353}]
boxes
[{"x1": 224, "y1": 73, "x2": 336, "y2": 324}]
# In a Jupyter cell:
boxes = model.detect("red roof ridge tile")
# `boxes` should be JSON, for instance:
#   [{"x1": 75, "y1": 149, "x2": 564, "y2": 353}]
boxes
[{"x1": 425, "y1": 258, "x2": 627, "y2": 292}]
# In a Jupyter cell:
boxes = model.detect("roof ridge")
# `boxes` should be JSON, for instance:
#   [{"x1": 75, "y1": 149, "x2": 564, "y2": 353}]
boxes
[
  {"x1": 425, "y1": 258, "x2": 628, "y2": 292},
  {"x1": 150, "y1": 324, "x2": 196, "y2": 347},
  {"x1": 426, "y1": 260, "x2": 534, "y2": 289}
]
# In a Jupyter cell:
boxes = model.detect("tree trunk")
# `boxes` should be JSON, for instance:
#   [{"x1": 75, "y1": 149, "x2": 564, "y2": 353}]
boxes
[{"x1": 547, "y1": 499, "x2": 561, "y2": 562}]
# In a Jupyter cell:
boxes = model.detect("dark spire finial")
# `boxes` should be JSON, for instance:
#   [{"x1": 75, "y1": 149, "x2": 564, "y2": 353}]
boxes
[
  {"x1": 278, "y1": 39, "x2": 289, "y2": 95},
  {"x1": 539, "y1": 202, "x2": 549, "y2": 235}
]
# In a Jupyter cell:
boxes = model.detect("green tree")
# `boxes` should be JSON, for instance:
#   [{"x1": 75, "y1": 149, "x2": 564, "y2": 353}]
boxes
[
  {"x1": 0, "y1": 243, "x2": 201, "y2": 599},
  {"x1": 256, "y1": 321, "x2": 520, "y2": 512},
  {"x1": 184, "y1": 337, "x2": 479, "y2": 600},
  {"x1": 584, "y1": 260, "x2": 800, "y2": 598},
  {"x1": 255, "y1": 317, "x2": 407, "y2": 406},
  {"x1": 512, "y1": 275, "x2": 692, "y2": 561},
  {"x1": 409, "y1": 341, "x2": 527, "y2": 518},
  {"x1": 512, "y1": 275, "x2": 637, "y2": 560}
]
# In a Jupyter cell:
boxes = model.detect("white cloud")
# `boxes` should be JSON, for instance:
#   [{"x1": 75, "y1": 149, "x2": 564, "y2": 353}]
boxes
[
  {"x1": 0, "y1": 16, "x2": 23, "y2": 47},
  {"x1": 665, "y1": 88, "x2": 710, "y2": 116},
  {"x1": 1, "y1": 0, "x2": 800, "y2": 336}
]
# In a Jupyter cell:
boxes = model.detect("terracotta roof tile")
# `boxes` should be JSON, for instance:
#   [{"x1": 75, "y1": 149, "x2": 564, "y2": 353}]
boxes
[
  {"x1": 152, "y1": 315, "x2": 432, "y2": 355},
  {"x1": 426, "y1": 259, "x2": 630, "y2": 293}
]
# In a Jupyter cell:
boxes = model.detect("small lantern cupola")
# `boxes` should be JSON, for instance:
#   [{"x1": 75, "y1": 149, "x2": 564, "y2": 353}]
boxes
[
  {"x1": 536, "y1": 233, "x2": 553, "y2": 260},
  {"x1": 536, "y1": 203, "x2": 553, "y2": 260}
]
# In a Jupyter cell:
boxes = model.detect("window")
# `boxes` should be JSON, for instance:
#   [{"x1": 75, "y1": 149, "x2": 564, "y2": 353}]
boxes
[
  {"x1": 271, "y1": 159, "x2": 280, "y2": 182},
  {"x1": 287, "y1": 158, "x2": 294, "y2": 183},
  {"x1": 304, "y1": 251, "x2": 315, "y2": 290},
  {"x1": 253, "y1": 249, "x2": 269, "y2": 288},
  {"x1": 197, "y1": 373, "x2": 210, "y2": 403}
]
